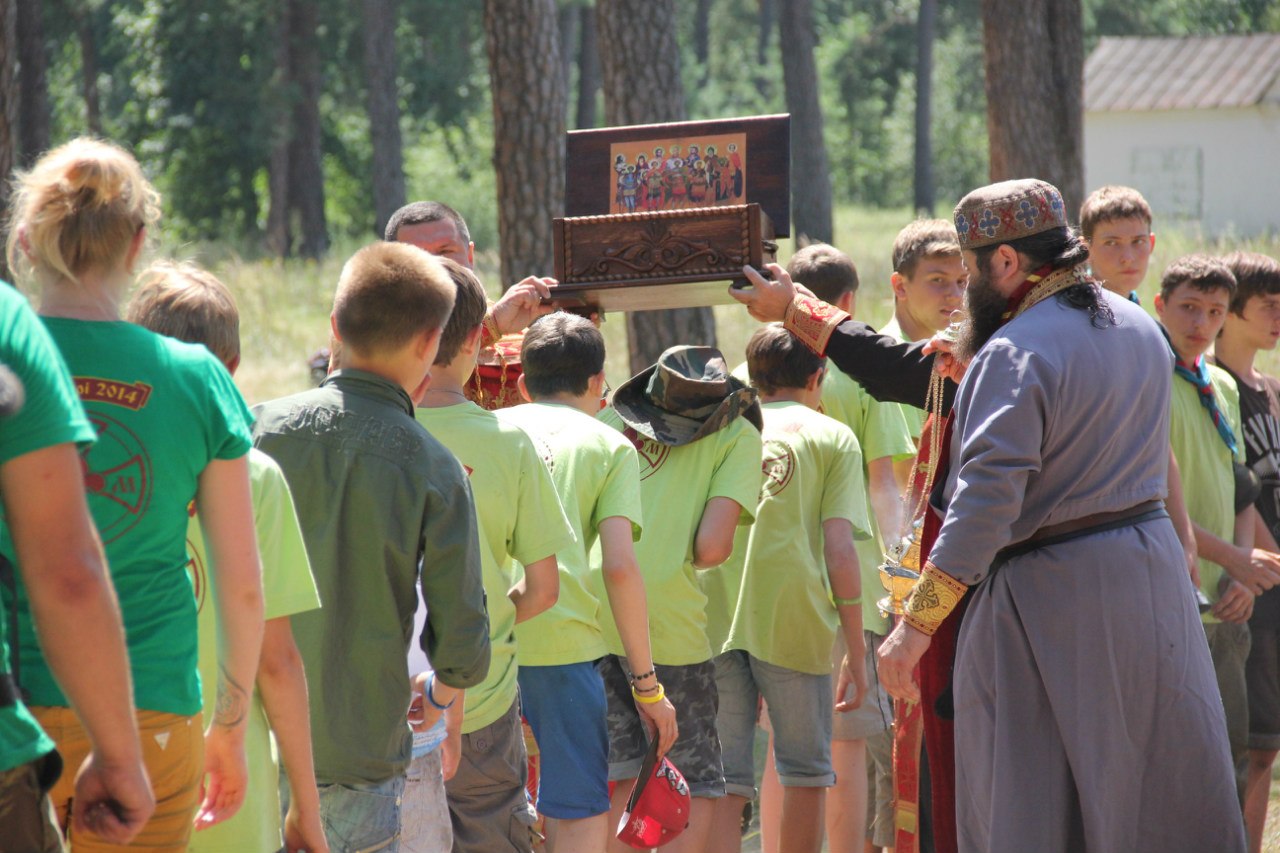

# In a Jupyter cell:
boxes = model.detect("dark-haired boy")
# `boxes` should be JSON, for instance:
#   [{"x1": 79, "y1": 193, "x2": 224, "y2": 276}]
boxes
[
  {"x1": 1079, "y1": 185, "x2": 1155, "y2": 300},
  {"x1": 252, "y1": 242, "x2": 492, "y2": 852},
  {"x1": 1156, "y1": 254, "x2": 1269, "y2": 802},
  {"x1": 412, "y1": 259, "x2": 574, "y2": 853},
  {"x1": 1213, "y1": 252, "x2": 1280, "y2": 850},
  {"x1": 747, "y1": 243, "x2": 912, "y2": 853},
  {"x1": 597, "y1": 346, "x2": 763, "y2": 853},
  {"x1": 496, "y1": 312, "x2": 677, "y2": 853},
  {"x1": 705, "y1": 324, "x2": 869, "y2": 853}
]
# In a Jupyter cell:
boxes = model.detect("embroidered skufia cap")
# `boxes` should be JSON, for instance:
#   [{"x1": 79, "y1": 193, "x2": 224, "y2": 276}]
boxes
[
  {"x1": 612, "y1": 345, "x2": 762, "y2": 447},
  {"x1": 953, "y1": 178, "x2": 1068, "y2": 250},
  {"x1": 616, "y1": 737, "x2": 691, "y2": 849}
]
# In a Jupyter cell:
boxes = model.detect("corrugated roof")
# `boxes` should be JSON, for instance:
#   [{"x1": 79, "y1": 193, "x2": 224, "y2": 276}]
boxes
[{"x1": 1085, "y1": 35, "x2": 1280, "y2": 111}]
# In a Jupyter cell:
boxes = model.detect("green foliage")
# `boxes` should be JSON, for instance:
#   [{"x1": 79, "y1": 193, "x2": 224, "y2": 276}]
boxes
[{"x1": 29, "y1": 0, "x2": 1280, "y2": 255}]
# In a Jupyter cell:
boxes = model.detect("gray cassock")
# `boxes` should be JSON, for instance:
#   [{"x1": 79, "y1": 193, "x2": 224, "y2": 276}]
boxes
[{"x1": 930, "y1": 289, "x2": 1245, "y2": 853}]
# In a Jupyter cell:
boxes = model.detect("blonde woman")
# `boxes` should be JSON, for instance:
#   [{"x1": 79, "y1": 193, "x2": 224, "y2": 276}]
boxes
[{"x1": 4, "y1": 137, "x2": 264, "y2": 851}]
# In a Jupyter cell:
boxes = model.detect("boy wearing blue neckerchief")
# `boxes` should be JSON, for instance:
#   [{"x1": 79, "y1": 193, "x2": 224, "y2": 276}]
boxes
[{"x1": 1156, "y1": 254, "x2": 1268, "y2": 804}]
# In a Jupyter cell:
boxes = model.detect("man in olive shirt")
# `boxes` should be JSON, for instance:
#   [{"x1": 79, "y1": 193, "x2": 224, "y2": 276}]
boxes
[{"x1": 253, "y1": 244, "x2": 490, "y2": 852}]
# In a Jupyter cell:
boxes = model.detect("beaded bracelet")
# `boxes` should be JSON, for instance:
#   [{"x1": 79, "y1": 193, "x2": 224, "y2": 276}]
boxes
[
  {"x1": 629, "y1": 668, "x2": 657, "y2": 683},
  {"x1": 425, "y1": 672, "x2": 455, "y2": 711},
  {"x1": 632, "y1": 682, "x2": 666, "y2": 705}
]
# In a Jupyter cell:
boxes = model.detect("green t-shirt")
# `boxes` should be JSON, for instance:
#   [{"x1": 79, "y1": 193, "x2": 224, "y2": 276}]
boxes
[
  {"x1": 595, "y1": 407, "x2": 762, "y2": 666},
  {"x1": 5, "y1": 319, "x2": 252, "y2": 715},
  {"x1": 879, "y1": 316, "x2": 924, "y2": 440},
  {"x1": 188, "y1": 448, "x2": 320, "y2": 853},
  {"x1": 819, "y1": 368, "x2": 916, "y2": 635},
  {"x1": 416, "y1": 402, "x2": 574, "y2": 733},
  {"x1": 702, "y1": 402, "x2": 870, "y2": 673},
  {"x1": 0, "y1": 285, "x2": 95, "y2": 773},
  {"x1": 1167, "y1": 364, "x2": 1242, "y2": 623},
  {"x1": 497, "y1": 402, "x2": 644, "y2": 666}
]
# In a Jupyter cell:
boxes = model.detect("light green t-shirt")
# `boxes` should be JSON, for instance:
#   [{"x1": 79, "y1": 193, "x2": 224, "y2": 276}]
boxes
[
  {"x1": 595, "y1": 407, "x2": 762, "y2": 666},
  {"x1": 416, "y1": 402, "x2": 575, "y2": 732},
  {"x1": 7, "y1": 319, "x2": 252, "y2": 715},
  {"x1": 497, "y1": 402, "x2": 643, "y2": 666},
  {"x1": 1168, "y1": 364, "x2": 1242, "y2": 624},
  {"x1": 703, "y1": 403, "x2": 870, "y2": 673},
  {"x1": 879, "y1": 316, "x2": 925, "y2": 440},
  {"x1": 819, "y1": 368, "x2": 916, "y2": 635},
  {"x1": 0, "y1": 285, "x2": 95, "y2": 773},
  {"x1": 188, "y1": 448, "x2": 320, "y2": 853}
]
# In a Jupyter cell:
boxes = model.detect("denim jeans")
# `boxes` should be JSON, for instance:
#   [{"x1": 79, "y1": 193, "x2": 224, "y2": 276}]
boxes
[{"x1": 282, "y1": 769, "x2": 405, "y2": 853}]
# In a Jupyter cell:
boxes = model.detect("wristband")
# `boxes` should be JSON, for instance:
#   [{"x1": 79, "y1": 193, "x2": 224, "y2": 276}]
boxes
[
  {"x1": 425, "y1": 672, "x2": 455, "y2": 711},
  {"x1": 783, "y1": 293, "x2": 850, "y2": 356},
  {"x1": 632, "y1": 682, "x2": 666, "y2": 705},
  {"x1": 481, "y1": 311, "x2": 502, "y2": 348},
  {"x1": 832, "y1": 593, "x2": 862, "y2": 607},
  {"x1": 902, "y1": 562, "x2": 967, "y2": 636}
]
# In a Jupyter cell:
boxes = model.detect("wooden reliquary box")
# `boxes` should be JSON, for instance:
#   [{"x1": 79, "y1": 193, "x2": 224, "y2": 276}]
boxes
[
  {"x1": 549, "y1": 114, "x2": 790, "y2": 313},
  {"x1": 552, "y1": 204, "x2": 776, "y2": 312}
]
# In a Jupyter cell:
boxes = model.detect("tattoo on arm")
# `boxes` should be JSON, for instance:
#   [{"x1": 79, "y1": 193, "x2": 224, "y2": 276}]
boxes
[{"x1": 214, "y1": 664, "x2": 249, "y2": 728}]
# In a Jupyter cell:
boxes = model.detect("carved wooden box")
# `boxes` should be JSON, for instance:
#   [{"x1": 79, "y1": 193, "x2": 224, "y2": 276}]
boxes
[
  {"x1": 550, "y1": 114, "x2": 789, "y2": 313},
  {"x1": 551, "y1": 204, "x2": 776, "y2": 312}
]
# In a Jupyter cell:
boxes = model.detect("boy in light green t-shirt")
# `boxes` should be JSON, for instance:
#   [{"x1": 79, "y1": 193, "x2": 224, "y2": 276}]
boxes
[
  {"x1": 409, "y1": 259, "x2": 575, "y2": 853},
  {"x1": 1155, "y1": 255, "x2": 1257, "y2": 796},
  {"x1": 497, "y1": 312, "x2": 676, "y2": 853},
  {"x1": 596, "y1": 345, "x2": 763, "y2": 853},
  {"x1": 705, "y1": 324, "x2": 869, "y2": 853},
  {"x1": 773, "y1": 243, "x2": 915, "y2": 853},
  {"x1": 126, "y1": 261, "x2": 328, "y2": 853}
]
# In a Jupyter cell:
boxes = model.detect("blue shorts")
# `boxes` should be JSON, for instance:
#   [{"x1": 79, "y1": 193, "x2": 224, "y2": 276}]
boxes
[
  {"x1": 714, "y1": 650, "x2": 834, "y2": 799},
  {"x1": 518, "y1": 661, "x2": 611, "y2": 819}
]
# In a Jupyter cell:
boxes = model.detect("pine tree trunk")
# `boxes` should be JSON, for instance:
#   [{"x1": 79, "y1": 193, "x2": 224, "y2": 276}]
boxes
[
  {"x1": 266, "y1": 0, "x2": 293, "y2": 257},
  {"x1": 16, "y1": 0, "x2": 48, "y2": 166},
  {"x1": 290, "y1": 0, "x2": 328, "y2": 259},
  {"x1": 913, "y1": 0, "x2": 936, "y2": 214},
  {"x1": 757, "y1": 0, "x2": 775, "y2": 65},
  {"x1": 981, "y1": 0, "x2": 1084, "y2": 215},
  {"x1": 483, "y1": 0, "x2": 565, "y2": 286},
  {"x1": 363, "y1": 0, "x2": 406, "y2": 238},
  {"x1": 75, "y1": 9, "x2": 101, "y2": 134},
  {"x1": 575, "y1": 4, "x2": 599, "y2": 130},
  {"x1": 694, "y1": 0, "x2": 712, "y2": 77},
  {"x1": 779, "y1": 0, "x2": 832, "y2": 245},
  {"x1": 0, "y1": 0, "x2": 16, "y2": 282},
  {"x1": 597, "y1": 0, "x2": 717, "y2": 376}
]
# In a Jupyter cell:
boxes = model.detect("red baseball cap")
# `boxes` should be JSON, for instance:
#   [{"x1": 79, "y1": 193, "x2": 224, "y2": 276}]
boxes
[{"x1": 616, "y1": 738, "x2": 691, "y2": 849}]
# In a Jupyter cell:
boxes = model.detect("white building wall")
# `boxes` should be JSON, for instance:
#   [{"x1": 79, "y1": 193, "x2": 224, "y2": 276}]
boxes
[{"x1": 1084, "y1": 106, "x2": 1280, "y2": 237}]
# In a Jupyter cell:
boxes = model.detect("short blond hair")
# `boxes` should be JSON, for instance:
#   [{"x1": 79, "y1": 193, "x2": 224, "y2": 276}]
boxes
[
  {"x1": 334, "y1": 242, "x2": 456, "y2": 357},
  {"x1": 127, "y1": 260, "x2": 240, "y2": 367},
  {"x1": 6, "y1": 137, "x2": 160, "y2": 286},
  {"x1": 892, "y1": 219, "x2": 960, "y2": 277},
  {"x1": 1079, "y1": 185, "x2": 1152, "y2": 241}
]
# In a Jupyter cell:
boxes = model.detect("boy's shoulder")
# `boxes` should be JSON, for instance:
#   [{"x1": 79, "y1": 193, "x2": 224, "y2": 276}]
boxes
[
  {"x1": 503, "y1": 402, "x2": 633, "y2": 451},
  {"x1": 762, "y1": 402, "x2": 856, "y2": 452}
]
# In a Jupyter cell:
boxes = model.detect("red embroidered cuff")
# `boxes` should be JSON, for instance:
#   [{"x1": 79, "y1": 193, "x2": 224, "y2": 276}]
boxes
[
  {"x1": 782, "y1": 294, "x2": 850, "y2": 356},
  {"x1": 481, "y1": 310, "x2": 501, "y2": 348},
  {"x1": 902, "y1": 562, "x2": 967, "y2": 636}
]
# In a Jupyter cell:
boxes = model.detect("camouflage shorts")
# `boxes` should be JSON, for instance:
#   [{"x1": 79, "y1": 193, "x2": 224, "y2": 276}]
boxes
[{"x1": 597, "y1": 655, "x2": 725, "y2": 798}]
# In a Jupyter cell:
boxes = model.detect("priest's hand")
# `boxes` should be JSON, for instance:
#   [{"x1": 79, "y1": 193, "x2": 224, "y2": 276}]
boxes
[
  {"x1": 877, "y1": 620, "x2": 932, "y2": 704},
  {"x1": 731, "y1": 264, "x2": 813, "y2": 322},
  {"x1": 491, "y1": 276, "x2": 557, "y2": 334},
  {"x1": 922, "y1": 335, "x2": 967, "y2": 384}
]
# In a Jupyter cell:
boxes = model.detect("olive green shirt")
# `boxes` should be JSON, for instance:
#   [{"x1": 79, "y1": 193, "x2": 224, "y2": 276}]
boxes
[{"x1": 252, "y1": 370, "x2": 490, "y2": 785}]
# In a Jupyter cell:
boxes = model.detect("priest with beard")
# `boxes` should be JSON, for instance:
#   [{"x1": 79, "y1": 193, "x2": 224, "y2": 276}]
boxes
[{"x1": 732, "y1": 179, "x2": 1244, "y2": 853}]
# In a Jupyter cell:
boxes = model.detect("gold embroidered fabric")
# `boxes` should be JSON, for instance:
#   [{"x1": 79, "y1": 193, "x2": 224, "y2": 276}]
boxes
[
  {"x1": 783, "y1": 294, "x2": 850, "y2": 355},
  {"x1": 902, "y1": 562, "x2": 967, "y2": 636}
]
